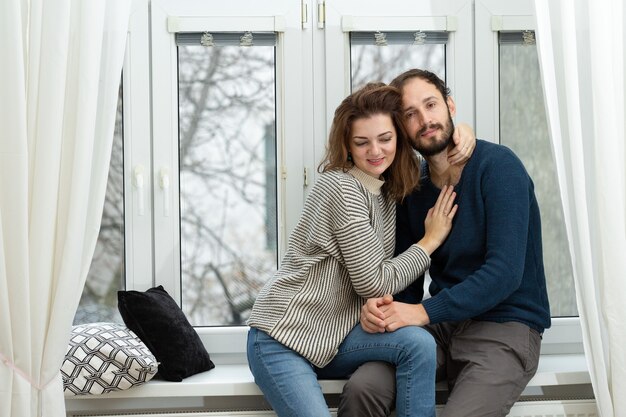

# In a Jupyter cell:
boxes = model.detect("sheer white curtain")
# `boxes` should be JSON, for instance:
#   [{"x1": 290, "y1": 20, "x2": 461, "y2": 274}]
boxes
[
  {"x1": 0, "y1": 0, "x2": 130, "y2": 416},
  {"x1": 533, "y1": 1, "x2": 626, "y2": 416}
]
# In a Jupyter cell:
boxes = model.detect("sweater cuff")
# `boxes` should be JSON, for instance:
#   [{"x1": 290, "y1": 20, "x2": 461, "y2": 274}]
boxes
[
  {"x1": 421, "y1": 294, "x2": 450, "y2": 324},
  {"x1": 410, "y1": 244, "x2": 431, "y2": 268}
]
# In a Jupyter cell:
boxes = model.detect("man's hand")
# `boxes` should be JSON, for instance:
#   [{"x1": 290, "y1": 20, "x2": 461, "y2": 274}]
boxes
[
  {"x1": 447, "y1": 123, "x2": 475, "y2": 165},
  {"x1": 360, "y1": 295, "x2": 431, "y2": 333}
]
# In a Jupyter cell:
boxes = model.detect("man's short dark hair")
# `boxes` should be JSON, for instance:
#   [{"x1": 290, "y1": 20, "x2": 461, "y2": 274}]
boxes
[{"x1": 390, "y1": 69, "x2": 451, "y2": 101}]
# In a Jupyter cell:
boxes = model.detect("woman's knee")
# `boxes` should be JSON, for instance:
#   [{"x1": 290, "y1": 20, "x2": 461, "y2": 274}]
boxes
[{"x1": 396, "y1": 326, "x2": 437, "y2": 360}]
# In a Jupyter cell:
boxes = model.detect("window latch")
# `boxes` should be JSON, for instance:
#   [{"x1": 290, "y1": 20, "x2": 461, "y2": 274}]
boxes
[
  {"x1": 159, "y1": 168, "x2": 171, "y2": 217},
  {"x1": 133, "y1": 165, "x2": 145, "y2": 216}
]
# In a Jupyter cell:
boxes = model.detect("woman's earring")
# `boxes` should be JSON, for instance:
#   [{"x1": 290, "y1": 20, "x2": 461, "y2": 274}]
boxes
[{"x1": 347, "y1": 152, "x2": 352, "y2": 162}]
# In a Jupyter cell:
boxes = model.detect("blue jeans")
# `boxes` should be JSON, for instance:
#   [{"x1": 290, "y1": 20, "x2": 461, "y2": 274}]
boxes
[{"x1": 247, "y1": 325, "x2": 436, "y2": 417}]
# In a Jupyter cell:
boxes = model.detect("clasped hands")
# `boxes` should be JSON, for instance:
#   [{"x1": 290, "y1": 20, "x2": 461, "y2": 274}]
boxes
[{"x1": 360, "y1": 294, "x2": 430, "y2": 333}]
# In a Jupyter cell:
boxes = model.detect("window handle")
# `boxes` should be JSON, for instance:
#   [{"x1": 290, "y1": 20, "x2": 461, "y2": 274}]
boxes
[
  {"x1": 159, "y1": 168, "x2": 170, "y2": 217},
  {"x1": 133, "y1": 165, "x2": 145, "y2": 216}
]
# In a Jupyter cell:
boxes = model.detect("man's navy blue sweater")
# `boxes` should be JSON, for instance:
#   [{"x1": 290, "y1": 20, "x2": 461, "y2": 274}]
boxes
[{"x1": 396, "y1": 140, "x2": 551, "y2": 333}]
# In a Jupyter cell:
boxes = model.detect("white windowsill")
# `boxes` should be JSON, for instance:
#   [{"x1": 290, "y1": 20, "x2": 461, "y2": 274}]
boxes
[{"x1": 64, "y1": 352, "x2": 590, "y2": 402}]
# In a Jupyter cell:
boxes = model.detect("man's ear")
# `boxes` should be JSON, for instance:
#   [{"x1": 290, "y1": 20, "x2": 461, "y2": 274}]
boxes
[{"x1": 447, "y1": 96, "x2": 456, "y2": 118}]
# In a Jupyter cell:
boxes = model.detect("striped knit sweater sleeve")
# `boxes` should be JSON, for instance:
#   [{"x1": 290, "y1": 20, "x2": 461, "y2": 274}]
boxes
[{"x1": 247, "y1": 167, "x2": 430, "y2": 367}]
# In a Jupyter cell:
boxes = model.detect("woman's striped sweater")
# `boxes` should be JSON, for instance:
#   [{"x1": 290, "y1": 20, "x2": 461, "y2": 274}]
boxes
[{"x1": 247, "y1": 166, "x2": 431, "y2": 367}]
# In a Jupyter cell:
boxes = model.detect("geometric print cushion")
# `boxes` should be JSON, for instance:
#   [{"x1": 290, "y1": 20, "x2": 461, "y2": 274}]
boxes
[{"x1": 61, "y1": 322, "x2": 158, "y2": 396}]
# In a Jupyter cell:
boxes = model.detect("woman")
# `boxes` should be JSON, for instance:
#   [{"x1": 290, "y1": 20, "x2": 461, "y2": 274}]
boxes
[{"x1": 247, "y1": 83, "x2": 471, "y2": 417}]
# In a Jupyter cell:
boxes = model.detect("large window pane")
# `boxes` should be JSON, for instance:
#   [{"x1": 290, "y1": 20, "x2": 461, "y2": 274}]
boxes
[
  {"x1": 74, "y1": 84, "x2": 125, "y2": 324},
  {"x1": 350, "y1": 31, "x2": 446, "y2": 90},
  {"x1": 178, "y1": 33, "x2": 278, "y2": 326},
  {"x1": 499, "y1": 32, "x2": 577, "y2": 316}
]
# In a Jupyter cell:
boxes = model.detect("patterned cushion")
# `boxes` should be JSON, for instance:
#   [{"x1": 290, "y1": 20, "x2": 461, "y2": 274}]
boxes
[{"x1": 61, "y1": 322, "x2": 158, "y2": 395}]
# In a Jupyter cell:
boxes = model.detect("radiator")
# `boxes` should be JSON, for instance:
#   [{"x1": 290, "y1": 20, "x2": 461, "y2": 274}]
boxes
[
  {"x1": 504, "y1": 400, "x2": 598, "y2": 417},
  {"x1": 70, "y1": 400, "x2": 597, "y2": 417}
]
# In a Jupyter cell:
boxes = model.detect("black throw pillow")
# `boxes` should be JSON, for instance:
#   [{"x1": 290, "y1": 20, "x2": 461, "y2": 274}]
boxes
[{"x1": 117, "y1": 285, "x2": 215, "y2": 381}]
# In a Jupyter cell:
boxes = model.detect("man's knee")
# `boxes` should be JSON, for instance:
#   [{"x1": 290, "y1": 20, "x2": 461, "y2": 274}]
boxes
[{"x1": 338, "y1": 362, "x2": 395, "y2": 417}]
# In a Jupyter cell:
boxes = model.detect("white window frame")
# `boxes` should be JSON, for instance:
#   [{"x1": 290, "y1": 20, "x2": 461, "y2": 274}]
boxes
[
  {"x1": 124, "y1": 0, "x2": 153, "y2": 292},
  {"x1": 475, "y1": 0, "x2": 583, "y2": 354}
]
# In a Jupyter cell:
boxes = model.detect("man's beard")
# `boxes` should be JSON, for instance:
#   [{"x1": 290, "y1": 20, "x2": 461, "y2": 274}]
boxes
[{"x1": 413, "y1": 113, "x2": 455, "y2": 156}]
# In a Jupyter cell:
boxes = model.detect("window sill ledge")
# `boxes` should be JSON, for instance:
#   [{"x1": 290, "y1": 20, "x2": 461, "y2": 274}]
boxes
[{"x1": 64, "y1": 353, "x2": 590, "y2": 401}]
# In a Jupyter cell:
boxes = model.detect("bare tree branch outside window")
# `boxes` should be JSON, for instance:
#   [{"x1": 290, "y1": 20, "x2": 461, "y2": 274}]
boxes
[
  {"x1": 351, "y1": 41, "x2": 445, "y2": 90},
  {"x1": 178, "y1": 43, "x2": 278, "y2": 326}
]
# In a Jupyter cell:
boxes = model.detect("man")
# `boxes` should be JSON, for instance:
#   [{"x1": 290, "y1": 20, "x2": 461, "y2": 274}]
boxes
[{"x1": 338, "y1": 69, "x2": 551, "y2": 417}]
